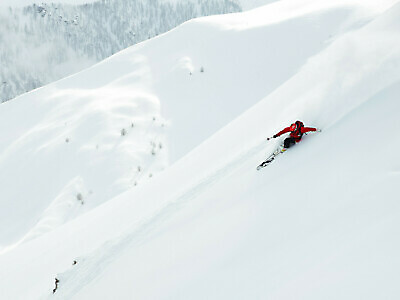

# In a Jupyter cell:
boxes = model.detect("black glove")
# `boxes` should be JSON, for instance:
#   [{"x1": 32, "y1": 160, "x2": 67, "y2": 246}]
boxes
[{"x1": 273, "y1": 135, "x2": 277, "y2": 138}]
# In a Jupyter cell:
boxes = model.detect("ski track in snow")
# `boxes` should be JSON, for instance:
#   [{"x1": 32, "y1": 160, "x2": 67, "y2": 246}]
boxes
[{"x1": 49, "y1": 139, "x2": 269, "y2": 299}]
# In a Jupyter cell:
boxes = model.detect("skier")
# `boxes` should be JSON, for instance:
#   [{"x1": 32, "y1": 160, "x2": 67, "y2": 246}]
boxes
[
  {"x1": 257, "y1": 120, "x2": 320, "y2": 169},
  {"x1": 268, "y1": 120, "x2": 319, "y2": 148}
]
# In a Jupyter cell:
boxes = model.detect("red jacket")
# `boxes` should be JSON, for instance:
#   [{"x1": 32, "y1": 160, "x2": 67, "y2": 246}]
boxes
[{"x1": 274, "y1": 125, "x2": 316, "y2": 142}]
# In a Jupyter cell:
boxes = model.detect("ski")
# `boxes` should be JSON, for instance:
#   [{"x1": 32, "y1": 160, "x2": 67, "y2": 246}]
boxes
[{"x1": 257, "y1": 145, "x2": 286, "y2": 170}]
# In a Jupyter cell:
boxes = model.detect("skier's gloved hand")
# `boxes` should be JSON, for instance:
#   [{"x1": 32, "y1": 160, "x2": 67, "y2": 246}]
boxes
[{"x1": 273, "y1": 135, "x2": 278, "y2": 138}]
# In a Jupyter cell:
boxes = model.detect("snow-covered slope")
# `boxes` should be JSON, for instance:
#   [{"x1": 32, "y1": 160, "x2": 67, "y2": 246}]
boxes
[
  {"x1": 0, "y1": 56, "x2": 169, "y2": 248},
  {"x1": 1, "y1": 0, "x2": 376, "y2": 249},
  {"x1": 0, "y1": 0, "x2": 399, "y2": 299}
]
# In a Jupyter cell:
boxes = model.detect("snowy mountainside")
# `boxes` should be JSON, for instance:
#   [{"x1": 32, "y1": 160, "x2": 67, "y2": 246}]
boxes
[
  {"x1": 0, "y1": 0, "x2": 98, "y2": 6},
  {"x1": 158, "y1": 0, "x2": 277, "y2": 10},
  {"x1": 0, "y1": 0, "x2": 272, "y2": 8},
  {"x1": 0, "y1": 0, "x2": 381, "y2": 250},
  {"x1": 0, "y1": 55, "x2": 170, "y2": 249},
  {"x1": 239, "y1": 0, "x2": 276, "y2": 10},
  {"x1": 0, "y1": 0, "x2": 399, "y2": 299},
  {"x1": 53, "y1": 2, "x2": 400, "y2": 298},
  {"x1": 0, "y1": 0, "x2": 241, "y2": 103}
]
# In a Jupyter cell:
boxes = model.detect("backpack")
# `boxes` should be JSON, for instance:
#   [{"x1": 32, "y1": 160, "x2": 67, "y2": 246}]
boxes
[{"x1": 292, "y1": 120, "x2": 304, "y2": 137}]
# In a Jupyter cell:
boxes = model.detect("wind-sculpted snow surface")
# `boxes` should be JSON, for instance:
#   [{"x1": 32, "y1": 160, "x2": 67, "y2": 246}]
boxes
[
  {"x1": 0, "y1": 0, "x2": 400, "y2": 299},
  {"x1": 0, "y1": 54, "x2": 169, "y2": 249}
]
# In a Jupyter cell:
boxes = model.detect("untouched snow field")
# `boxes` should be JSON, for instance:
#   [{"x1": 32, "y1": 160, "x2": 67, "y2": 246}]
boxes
[{"x1": 0, "y1": 0, "x2": 400, "y2": 299}]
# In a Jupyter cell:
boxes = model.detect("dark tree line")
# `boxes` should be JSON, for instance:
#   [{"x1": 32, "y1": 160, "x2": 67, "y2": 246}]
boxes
[{"x1": 0, "y1": 0, "x2": 241, "y2": 102}]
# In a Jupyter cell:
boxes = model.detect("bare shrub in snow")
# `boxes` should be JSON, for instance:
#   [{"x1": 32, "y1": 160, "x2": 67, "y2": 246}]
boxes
[
  {"x1": 53, "y1": 278, "x2": 59, "y2": 294},
  {"x1": 76, "y1": 193, "x2": 83, "y2": 204}
]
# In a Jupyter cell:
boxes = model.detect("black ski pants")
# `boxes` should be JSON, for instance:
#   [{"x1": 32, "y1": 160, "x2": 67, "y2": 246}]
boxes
[{"x1": 284, "y1": 137, "x2": 296, "y2": 148}]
